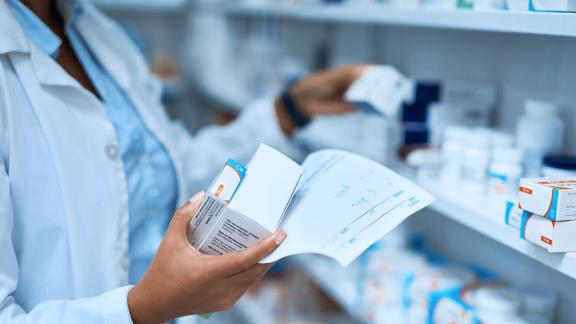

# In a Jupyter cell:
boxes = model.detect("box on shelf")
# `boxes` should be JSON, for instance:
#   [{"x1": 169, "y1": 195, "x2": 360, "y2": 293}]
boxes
[
  {"x1": 507, "y1": 0, "x2": 530, "y2": 11},
  {"x1": 432, "y1": 283, "x2": 555, "y2": 324},
  {"x1": 345, "y1": 65, "x2": 413, "y2": 117},
  {"x1": 520, "y1": 212, "x2": 576, "y2": 252},
  {"x1": 504, "y1": 200, "x2": 522, "y2": 230},
  {"x1": 530, "y1": 0, "x2": 576, "y2": 12},
  {"x1": 517, "y1": 178, "x2": 576, "y2": 221}
]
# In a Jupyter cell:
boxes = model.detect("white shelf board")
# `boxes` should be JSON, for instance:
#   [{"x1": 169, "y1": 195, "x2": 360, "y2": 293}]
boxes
[
  {"x1": 92, "y1": 0, "x2": 188, "y2": 12},
  {"x1": 200, "y1": 3, "x2": 576, "y2": 37},
  {"x1": 408, "y1": 173, "x2": 576, "y2": 281}
]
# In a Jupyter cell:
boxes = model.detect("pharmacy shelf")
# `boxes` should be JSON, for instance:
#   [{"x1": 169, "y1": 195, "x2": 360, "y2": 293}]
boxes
[
  {"x1": 290, "y1": 175, "x2": 576, "y2": 322},
  {"x1": 234, "y1": 295, "x2": 276, "y2": 324},
  {"x1": 92, "y1": 0, "x2": 189, "y2": 12},
  {"x1": 409, "y1": 174, "x2": 576, "y2": 281},
  {"x1": 200, "y1": 3, "x2": 576, "y2": 38},
  {"x1": 291, "y1": 255, "x2": 370, "y2": 323}
]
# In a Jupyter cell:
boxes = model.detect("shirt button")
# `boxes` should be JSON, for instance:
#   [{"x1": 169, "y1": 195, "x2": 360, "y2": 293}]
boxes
[
  {"x1": 105, "y1": 144, "x2": 120, "y2": 160},
  {"x1": 138, "y1": 155, "x2": 148, "y2": 165}
]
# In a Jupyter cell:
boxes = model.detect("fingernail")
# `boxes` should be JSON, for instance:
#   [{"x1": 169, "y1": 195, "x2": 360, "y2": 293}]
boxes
[
  {"x1": 274, "y1": 231, "x2": 287, "y2": 245},
  {"x1": 189, "y1": 191, "x2": 205, "y2": 205}
]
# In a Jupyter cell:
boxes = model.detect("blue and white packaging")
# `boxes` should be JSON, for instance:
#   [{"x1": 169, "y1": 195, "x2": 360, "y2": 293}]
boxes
[
  {"x1": 504, "y1": 200, "x2": 523, "y2": 230},
  {"x1": 208, "y1": 158, "x2": 246, "y2": 203},
  {"x1": 520, "y1": 211, "x2": 576, "y2": 252},
  {"x1": 518, "y1": 178, "x2": 576, "y2": 221},
  {"x1": 432, "y1": 284, "x2": 555, "y2": 324},
  {"x1": 188, "y1": 144, "x2": 302, "y2": 255}
]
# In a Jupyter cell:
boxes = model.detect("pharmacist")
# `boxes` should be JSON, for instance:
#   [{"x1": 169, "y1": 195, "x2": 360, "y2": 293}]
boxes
[{"x1": 0, "y1": 0, "x2": 363, "y2": 322}]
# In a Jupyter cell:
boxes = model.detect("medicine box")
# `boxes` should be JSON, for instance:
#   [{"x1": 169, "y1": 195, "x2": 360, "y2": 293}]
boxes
[
  {"x1": 345, "y1": 65, "x2": 413, "y2": 117},
  {"x1": 517, "y1": 178, "x2": 576, "y2": 221},
  {"x1": 530, "y1": 0, "x2": 576, "y2": 12},
  {"x1": 187, "y1": 144, "x2": 302, "y2": 255},
  {"x1": 504, "y1": 200, "x2": 522, "y2": 230},
  {"x1": 520, "y1": 212, "x2": 576, "y2": 252}
]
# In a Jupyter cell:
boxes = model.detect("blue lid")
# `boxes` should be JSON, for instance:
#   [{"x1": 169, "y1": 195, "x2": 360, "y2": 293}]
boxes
[{"x1": 543, "y1": 155, "x2": 576, "y2": 170}]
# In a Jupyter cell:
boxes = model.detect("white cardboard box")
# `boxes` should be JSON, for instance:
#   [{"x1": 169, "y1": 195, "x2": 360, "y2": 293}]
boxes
[
  {"x1": 187, "y1": 144, "x2": 435, "y2": 265},
  {"x1": 518, "y1": 178, "x2": 576, "y2": 221},
  {"x1": 345, "y1": 65, "x2": 413, "y2": 117},
  {"x1": 187, "y1": 144, "x2": 302, "y2": 255},
  {"x1": 520, "y1": 212, "x2": 576, "y2": 252},
  {"x1": 530, "y1": 0, "x2": 576, "y2": 12}
]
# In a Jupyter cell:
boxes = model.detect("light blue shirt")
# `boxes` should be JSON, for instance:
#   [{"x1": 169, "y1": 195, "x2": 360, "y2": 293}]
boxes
[{"x1": 8, "y1": 0, "x2": 178, "y2": 283}]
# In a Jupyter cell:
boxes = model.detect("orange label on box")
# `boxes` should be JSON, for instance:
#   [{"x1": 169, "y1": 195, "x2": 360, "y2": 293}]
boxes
[
  {"x1": 541, "y1": 236, "x2": 553, "y2": 245},
  {"x1": 215, "y1": 184, "x2": 224, "y2": 197},
  {"x1": 537, "y1": 180, "x2": 576, "y2": 185},
  {"x1": 520, "y1": 187, "x2": 533, "y2": 195}
]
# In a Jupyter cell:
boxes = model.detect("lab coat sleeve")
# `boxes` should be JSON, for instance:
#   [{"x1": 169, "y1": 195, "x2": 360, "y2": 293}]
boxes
[
  {"x1": 0, "y1": 162, "x2": 134, "y2": 324},
  {"x1": 170, "y1": 96, "x2": 306, "y2": 196}
]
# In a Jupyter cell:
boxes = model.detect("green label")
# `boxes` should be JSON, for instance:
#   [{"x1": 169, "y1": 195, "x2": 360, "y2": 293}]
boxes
[{"x1": 457, "y1": 0, "x2": 474, "y2": 9}]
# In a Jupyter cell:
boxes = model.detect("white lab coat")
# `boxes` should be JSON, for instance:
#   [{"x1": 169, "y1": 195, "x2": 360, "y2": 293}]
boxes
[{"x1": 0, "y1": 1, "x2": 301, "y2": 322}]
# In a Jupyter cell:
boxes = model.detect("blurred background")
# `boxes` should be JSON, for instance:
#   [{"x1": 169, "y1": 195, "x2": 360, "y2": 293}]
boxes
[{"x1": 90, "y1": 0, "x2": 576, "y2": 323}]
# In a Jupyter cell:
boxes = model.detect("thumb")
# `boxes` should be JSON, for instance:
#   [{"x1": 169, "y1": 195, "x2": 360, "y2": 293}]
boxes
[
  {"x1": 169, "y1": 191, "x2": 205, "y2": 239},
  {"x1": 213, "y1": 230, "x2": 287, "y2": 277}
]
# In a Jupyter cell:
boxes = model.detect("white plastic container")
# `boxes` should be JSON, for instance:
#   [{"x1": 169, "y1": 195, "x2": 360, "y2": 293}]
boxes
[
  {"x1": 488, "y1": 148, "x2": 523, "y2": 199},
  {"x1": 516, "y1": 100, "x2": 564, "y2": 177},
  {"x1": 441, "y1": 126, "x2": 469, "y2": 184},
  {"x1": 406, "y1": 148, "x2": 444, "y2": 181},
  {"x1": 461, "y1": 128, "x2": 492, "y2": 193},
  {"x1": 490, "y1": 130, "x2": 515, "y2": 149},
  {"x1": 429, "y1": 102, "x2": 492, "y2": 146}
]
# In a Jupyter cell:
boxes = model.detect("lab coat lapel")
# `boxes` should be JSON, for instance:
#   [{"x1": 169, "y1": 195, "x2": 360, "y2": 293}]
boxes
[
  {"x1": 0, "y1": 0, "x2": 29, "y2": 55},
  {"x1": 9, "y1": 49, "x2": 129, "y2": 295},
  {"x1": 29, "y1": 44, "x2": 81, "y2": 87},
  {"x1": 76, "y1": 2, "x2": 189, "y2": 204},
  {"x1": 0, "y1": 0, "x2": 81, "y2": 88}
]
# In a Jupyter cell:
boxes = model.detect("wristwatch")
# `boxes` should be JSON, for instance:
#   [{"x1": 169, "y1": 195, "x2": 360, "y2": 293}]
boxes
[{"x1": 280, "y1": 84, "x2": 310, "y2": 129}]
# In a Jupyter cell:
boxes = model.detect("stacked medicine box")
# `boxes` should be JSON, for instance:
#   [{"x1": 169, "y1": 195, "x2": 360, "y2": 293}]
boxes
[{"x1": 506, "y1": 178, "x2": 576, "y2": 252}]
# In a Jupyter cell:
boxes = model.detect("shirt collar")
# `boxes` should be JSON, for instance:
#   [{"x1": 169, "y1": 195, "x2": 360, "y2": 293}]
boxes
[
  {"x1": 58, "y1": 0, "x2": 84, "y2": 25},
  {"x1": 6, "y1": 0, "x2": 85, "y2": 59}
]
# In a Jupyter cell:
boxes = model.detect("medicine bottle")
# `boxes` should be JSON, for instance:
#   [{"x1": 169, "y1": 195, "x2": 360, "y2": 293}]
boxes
[
  {"x1": 441, "y1": 126, "x2": 468, "y2": 184},
  {"x1": 488, "y1": 148, "x2": 523, "y2": 200},
  {"x1": 516, "y1": 100, "x2": 564, "y2": 177},
  {"x1": 461, "y1": 128, "x2": 491, "y2": 193}
]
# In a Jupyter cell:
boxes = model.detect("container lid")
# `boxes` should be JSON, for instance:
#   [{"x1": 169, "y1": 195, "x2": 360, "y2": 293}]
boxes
[
  {"x1": 490, "y1": 130, "x2": 515, "y2": 149},
  {"x1": 492, "y1": 148, "x2": 524, "y2": 164},
  {"x1": 406, "y1": 148, "x2": 443, "y2": 167},
  {"x1": 543, "y1": 155, "x2": 576, "y2": 170}
]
